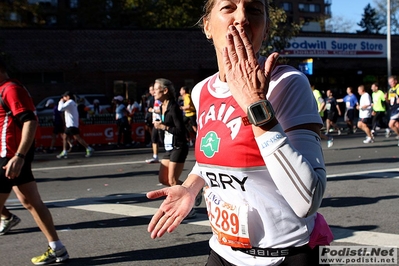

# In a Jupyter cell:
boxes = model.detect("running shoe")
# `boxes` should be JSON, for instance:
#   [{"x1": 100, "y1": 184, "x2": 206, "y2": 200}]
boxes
[
  {"x1": 195, "y1": 188, "x2": 203, "y2": 207},
  {"x1": 0, "y1": 214, "x2": 21, "y2": 235},
  {"x1": 56, "y1": 151, "x2": 67, "y2": 159},
  {"x1": 363, "y1": 137, "x2": 374, "y2": 144},
  {"x1": 31, "y1": 246, "x2": 69, "y2": 265},
  {"x1": 184, "y1": 208, "x2": 197, "y2": 220},
  {"x1": 385, "y1": 129, "x2": 391, "y2": 138},
  {"x1": 327, "y1": 137, "x2": 334, "y2": 148},
  {"x1": 67, "y1": 145, "x2": 73, "y2": 152},
  {"x1": 337, "y1": 129, "x2": 341, "y2": 135},
  {"x1": 145, "y1": 158, "x2": 159, "y2": 163},
  {"x1": 85, "y1": 147, "x2": 94, "y2": 158}
]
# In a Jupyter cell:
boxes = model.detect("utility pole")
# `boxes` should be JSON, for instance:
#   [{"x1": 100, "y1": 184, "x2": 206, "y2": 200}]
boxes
[{"x1": 387, "y1": 0, "x2": 392, "y2": 77}]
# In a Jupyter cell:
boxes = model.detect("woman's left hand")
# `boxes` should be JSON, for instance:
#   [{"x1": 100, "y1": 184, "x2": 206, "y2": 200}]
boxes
[
  {"x1": 223, "y1": 25, "x2": 279, "y2": 112},
  {"x1": 147, "y1": 186, "x2": 195, "y2": 239},
  {"x1": 3, "y1": 157, "x2": 24, "y2": 179}
]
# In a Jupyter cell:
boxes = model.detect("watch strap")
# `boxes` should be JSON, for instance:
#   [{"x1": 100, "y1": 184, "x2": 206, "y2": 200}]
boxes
[{"x1": 242, "y1": 116, "x2": 251, "y2": 126}]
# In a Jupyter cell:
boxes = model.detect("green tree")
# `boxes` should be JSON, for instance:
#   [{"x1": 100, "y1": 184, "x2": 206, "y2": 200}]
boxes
[
  {"x1": 325, "y1": 15, "x2": 356, "y2": 33},
  {"x1": 374, "y1": 0, "x2": 399, "y2": 34},
  {"x1": 0, "y1": 0, "x2": 42, "y2": 27},
  {"x1": 127, "y1": 0, "x2": 204, "y2": 28},
  {"x1": 262, "y1": 5, "x2": 302, "y2": 54},
  {"x1": 357, "y1": 3, "x2": 384, "y2": 34}
]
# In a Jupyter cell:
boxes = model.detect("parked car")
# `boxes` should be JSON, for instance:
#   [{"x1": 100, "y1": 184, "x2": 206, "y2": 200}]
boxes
[{"x1": 36, "y1": 93, "x2": 112, "y2": 117}]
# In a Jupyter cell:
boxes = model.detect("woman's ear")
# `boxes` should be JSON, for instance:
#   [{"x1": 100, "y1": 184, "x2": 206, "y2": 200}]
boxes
[
  {"x1": 163, "y1": 87, "x2": 168, "y2": 95},
  {"x1": 203, "y1": 18, "x2": 212, "y2": 39}
]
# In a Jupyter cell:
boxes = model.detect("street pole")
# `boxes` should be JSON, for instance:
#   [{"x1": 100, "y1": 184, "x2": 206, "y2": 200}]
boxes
[{"x1": 387, "y1": 0, "x2": 391, "y2": 77}]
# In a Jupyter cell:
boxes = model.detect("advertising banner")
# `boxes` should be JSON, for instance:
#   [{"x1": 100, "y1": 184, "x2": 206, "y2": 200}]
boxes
[
  {"x1": 281, "y1": 37, "x2": 387, "y2": 58},
  {"x1": 36, "y1": 123, "x2": 145, "y2": 148}
]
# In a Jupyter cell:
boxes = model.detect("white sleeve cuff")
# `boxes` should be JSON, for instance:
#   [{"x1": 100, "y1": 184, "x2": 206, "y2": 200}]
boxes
[{"x1": 255, "y1": 123, "x2": 287, "y2": 157}]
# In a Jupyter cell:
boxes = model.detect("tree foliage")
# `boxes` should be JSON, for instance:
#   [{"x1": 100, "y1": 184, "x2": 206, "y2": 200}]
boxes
[
  {"x1": 374, "y1": 0, "x2": 399, "y2": 34},
  {"x1": 0, "y1": 0, "x2": 42, "y2": 27},
  {"x1": 262, "y1": 5, "x2": 302, "y2": 54},
  {"x1": 357, "y1": 3, "x2": 384, "y2": 34},
  {"x1": 127, "y1": 0, "x2": 204, "y2": 28},
  {"x1": 0, "y1": 0, "x2": 301, "y2": 53},
  {"x1": 325, "y1": 15, "x2": 356, "y2": 33}
]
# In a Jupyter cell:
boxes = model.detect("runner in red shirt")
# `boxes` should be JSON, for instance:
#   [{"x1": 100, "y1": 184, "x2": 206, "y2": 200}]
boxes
[{"x1": 0, "y1": 58, "x2": 69, "y2": 265}]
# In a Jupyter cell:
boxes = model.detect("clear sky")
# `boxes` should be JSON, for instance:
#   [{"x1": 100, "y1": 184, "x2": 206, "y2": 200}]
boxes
[{"x1": 330, "y1": 0, "x2": 377, "y2": 32}]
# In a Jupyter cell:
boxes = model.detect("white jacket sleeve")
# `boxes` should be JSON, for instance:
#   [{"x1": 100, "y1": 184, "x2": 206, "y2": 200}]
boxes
[
  {"x1": 258, "y1": 65, "x2": 327, "y2": 218},
  {"x1": 255, "y1": 124, "x2": 326, "y2": 218}
]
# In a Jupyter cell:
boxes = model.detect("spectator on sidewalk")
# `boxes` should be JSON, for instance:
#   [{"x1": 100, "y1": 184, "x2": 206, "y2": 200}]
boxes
[{"x1": 113, "y1": 95, "x2": 132, "y2": 148}]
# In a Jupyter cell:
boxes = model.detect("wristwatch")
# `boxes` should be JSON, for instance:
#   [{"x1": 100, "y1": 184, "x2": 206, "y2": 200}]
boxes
[{"x1": 245, "y1": 100, "x2": 275, "y2": 127}]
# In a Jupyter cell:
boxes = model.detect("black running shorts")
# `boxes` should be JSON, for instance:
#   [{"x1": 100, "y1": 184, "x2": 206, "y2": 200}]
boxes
[{"x1": 0, "y1": 157, "x2": 35, "y2": 194}]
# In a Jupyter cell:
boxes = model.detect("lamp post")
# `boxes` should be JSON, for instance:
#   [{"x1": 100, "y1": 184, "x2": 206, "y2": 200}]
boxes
[{"x1": 387, "y1": 0, "x2": 391, "y2": 77}]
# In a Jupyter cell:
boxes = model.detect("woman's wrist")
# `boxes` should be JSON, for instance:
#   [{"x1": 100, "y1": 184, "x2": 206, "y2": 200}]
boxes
[
  {"x1": 15, "y1": 152, "x2": 25, "y2": 159},
  {"x1": 252, "y1": 117, "x2": 279, "y2": 137}
]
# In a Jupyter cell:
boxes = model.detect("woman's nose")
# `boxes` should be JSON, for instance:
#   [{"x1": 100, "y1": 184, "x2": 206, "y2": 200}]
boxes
[{"x1": 233, "y1": 7, "x2": 249, "y2": 27}]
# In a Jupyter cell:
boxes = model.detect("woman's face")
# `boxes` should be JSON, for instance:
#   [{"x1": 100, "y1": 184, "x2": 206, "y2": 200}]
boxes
[
  {"x1": 153, "y1": 82, "x2": 166, "y2": 101},
  {"x1": 203, "y1": 0, "x2": 268, "y2": 56}
]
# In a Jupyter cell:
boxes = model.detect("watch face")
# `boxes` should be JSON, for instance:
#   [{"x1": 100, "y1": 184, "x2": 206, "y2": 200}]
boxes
[
  {"x1": 252, "y1": 103, "x2": 270, "y2": 122},
  {"x1": 247, "y1": 100, "x2": 275, "y2": 126},
  {"x1": 251, "y1": 103, "x2": 270, "y2": 124}
]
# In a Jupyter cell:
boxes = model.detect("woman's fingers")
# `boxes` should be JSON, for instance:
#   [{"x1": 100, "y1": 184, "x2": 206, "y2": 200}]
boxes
[
  {"x1": 264, "y1": 52, "x2": 279, "y2": 82},
  {"x1": 228, "y1": 25, "x2": 247, "y2": 62}
]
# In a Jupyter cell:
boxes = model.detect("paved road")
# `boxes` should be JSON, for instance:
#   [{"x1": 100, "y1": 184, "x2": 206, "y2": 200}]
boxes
[{"x1": 1, "y1": 129, "x2": 399, "y2": 266}]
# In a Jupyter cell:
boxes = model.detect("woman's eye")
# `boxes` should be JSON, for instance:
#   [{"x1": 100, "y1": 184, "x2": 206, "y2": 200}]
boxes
[
  {"x1": 221, "y1": 5, "x2": 233, "y2": 11},
  {"x1": 247, "y1": 7, "x2": 263, "y2": 14}
]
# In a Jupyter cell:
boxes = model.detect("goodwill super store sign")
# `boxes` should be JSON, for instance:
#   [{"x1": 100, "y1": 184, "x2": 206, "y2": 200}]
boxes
[{"x1": 281, "y1": 37, "x2": 387, "y2": 58}]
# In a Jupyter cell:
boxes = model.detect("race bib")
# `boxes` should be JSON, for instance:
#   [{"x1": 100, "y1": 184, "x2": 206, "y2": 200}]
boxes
[
  {"x1": 204, "y1": 187, "x2": 251, "y2": 248},
  {"x1": 164, "y1": 131, "x2": 173, "y2": 151}
]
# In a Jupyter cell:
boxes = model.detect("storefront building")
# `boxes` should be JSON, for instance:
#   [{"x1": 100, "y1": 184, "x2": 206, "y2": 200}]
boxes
[{"x1": 0, "y1": 29, "x2": 397, "y2": 102}]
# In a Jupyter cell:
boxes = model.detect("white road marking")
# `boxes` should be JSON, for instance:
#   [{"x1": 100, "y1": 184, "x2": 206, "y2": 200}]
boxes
[
  {"x1": 48, "y1": 198, "x2": 399, "y2": 247},
  {"x1": 26, "y1": 164, "x2": 399, "y2": 247},
  {"x1": 32, "y1": 160, "x2": 144, "y2": 171},
  {"x1": 67, "y1": 203, "x2": 211, "y2": 227},
  {"x1": 33, "y1": 161, "x2": 399, "y2": 179},
  {"x1": 331, "y1": 227, "x2": 399, "y2": 247}
]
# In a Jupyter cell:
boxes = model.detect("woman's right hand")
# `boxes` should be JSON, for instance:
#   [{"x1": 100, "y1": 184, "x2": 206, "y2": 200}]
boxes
[
  {"x1": 147, "y1": 185, "x2": 195, "y2": 239},
  {"x1": 223, "y1": 25, "x2": 279, "y2": 113}
]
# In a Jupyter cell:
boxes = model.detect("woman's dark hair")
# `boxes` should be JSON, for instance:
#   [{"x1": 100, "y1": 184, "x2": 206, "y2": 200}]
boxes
[{"x1": 155, "y1": 78, "x2": 176, "y2": 101}]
